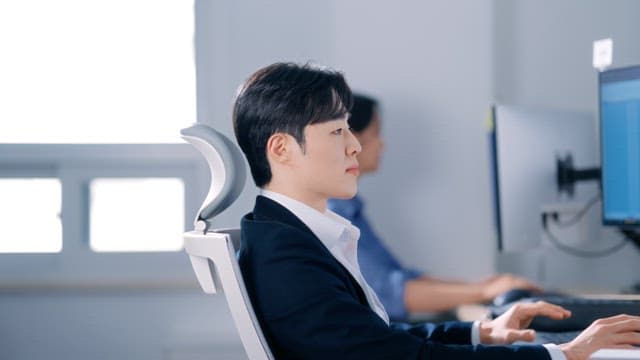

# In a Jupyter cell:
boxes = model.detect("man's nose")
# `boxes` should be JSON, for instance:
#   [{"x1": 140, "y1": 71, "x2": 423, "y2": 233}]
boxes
[{"x1": 346, "y1": 129, "x2": 362, "y2": 155}]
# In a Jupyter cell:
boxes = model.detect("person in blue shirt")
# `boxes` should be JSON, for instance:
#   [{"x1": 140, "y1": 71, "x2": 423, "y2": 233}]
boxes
[{"x1": 329, "y1": 94, "x2": 542, "y2": 321}]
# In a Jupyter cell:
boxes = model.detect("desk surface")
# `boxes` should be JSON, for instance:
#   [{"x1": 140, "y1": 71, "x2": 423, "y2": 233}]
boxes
[{"x1": 590, "y1": 349, "x2": 640, "y2": 360}]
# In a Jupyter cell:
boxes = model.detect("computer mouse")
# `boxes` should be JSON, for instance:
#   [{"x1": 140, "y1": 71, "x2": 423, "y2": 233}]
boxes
[{"x1": 492, "y1": 288, "x2": 536, "y2": 307}]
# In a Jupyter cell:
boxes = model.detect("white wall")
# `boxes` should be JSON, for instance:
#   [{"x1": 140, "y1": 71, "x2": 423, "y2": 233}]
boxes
[
  {"x1": 494, "y1": 0, "x2": 640, "y2": 113},
  {"x1": 331, "y1": 0, "x2": 495, "y2": 279},
  {"x1": 0, "y1": 293, "x2": 244, "y2": 359}
]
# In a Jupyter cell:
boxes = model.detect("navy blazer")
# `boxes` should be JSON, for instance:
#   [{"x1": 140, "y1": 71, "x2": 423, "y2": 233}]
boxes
[{"x1": 239, "y1": 196, "x2": 550, "y2": 359}]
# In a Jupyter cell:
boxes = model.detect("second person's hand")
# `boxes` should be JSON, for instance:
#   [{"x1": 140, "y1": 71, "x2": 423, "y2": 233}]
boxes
[{"x1": 480, "y1": 274, "x2": 543, "y2": 302}]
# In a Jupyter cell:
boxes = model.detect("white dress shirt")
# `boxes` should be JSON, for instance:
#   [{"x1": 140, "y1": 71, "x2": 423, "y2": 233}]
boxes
[
  {"x1": 259, "y1": 190, "x2": 565, "y2": 359},
  {"x1": 261, "y1": 189, "x2": 389, "y2": 324}
]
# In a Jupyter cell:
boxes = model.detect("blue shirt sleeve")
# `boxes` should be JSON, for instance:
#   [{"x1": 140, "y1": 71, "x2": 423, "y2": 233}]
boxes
[{"x1": 328, "y1": 196, "x2": 423, "y2": 321}]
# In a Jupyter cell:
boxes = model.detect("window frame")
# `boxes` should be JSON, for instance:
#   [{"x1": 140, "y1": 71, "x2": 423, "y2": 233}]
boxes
[{"x1": 0, "y1": 144, "x2": 207, "y2": 289}]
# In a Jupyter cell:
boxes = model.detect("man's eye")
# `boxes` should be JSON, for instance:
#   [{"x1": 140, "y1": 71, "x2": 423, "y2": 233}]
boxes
[{"x1": 332, "y1": 128, "x2": 343, "y2": 135}]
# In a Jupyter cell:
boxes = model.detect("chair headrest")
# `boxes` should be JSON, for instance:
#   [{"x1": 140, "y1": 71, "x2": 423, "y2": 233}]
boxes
[{"x1": 181, "y1": 124, "x2": 246, "y2": 232}]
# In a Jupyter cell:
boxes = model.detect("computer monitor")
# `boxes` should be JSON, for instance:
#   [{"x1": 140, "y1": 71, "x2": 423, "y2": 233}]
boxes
[
  {"x1": 488, "y1": 105, "x2": 599, "y2": 252},
  {"x1": 600, "y1": 65, "x2": 640, "y2": 226}
]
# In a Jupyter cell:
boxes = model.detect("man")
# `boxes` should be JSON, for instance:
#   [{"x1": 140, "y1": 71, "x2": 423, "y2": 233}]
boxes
[
  {"x1": 328, "y1": 94, "x2": 541, "y2": 321},
  {"x1": 233, "y1": 62, "x2": 640, "y2": 359}
]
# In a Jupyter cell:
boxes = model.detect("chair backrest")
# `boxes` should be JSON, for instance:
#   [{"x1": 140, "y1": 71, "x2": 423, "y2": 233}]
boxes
[{"x1": 181, "y1": 124, "x2": 274, "y2": 360}]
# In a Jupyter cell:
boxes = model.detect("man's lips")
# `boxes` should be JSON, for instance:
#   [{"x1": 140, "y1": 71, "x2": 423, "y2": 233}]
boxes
[{"x1": 346, "y1": 166, "x2": 360, "y2": 176}]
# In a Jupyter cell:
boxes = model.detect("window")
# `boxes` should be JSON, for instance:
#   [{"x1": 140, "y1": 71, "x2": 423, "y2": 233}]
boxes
[
  {"x1": 90, "y1": 178, "x2": 185, "y2": 252},
  {"x1": 0, "y1": 178, "x2": 62, "y2": 253},
  {"x1": 0, "y1": 145, "x2": 205, "y2": 285},
  {"x1": 0, "y1": 1, "x2": 203, "y2": 287}
]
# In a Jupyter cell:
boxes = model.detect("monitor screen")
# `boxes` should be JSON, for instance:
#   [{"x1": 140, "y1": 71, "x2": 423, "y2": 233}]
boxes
[
  {"x1": 489, "y1": 105, "x2": 599, "y2": 252},
  {"x1": 600, "y1": 65, "x2": 640, "y2": 226}
]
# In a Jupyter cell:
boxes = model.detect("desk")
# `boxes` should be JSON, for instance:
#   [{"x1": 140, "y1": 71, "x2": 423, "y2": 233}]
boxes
[{"x1": 590, "y1": 349, "x2": 640, "y2": 359}]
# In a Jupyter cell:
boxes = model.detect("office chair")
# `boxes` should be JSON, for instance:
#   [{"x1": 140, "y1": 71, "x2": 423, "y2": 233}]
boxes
[{"x1": 181, "y1": 124, "x2": 274, "y2": 360}]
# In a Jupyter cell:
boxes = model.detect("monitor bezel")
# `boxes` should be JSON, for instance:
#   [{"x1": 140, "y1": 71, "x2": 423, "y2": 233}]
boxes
[{"x1": 599, "y1": 65, "x2": 640, "y2": 227}]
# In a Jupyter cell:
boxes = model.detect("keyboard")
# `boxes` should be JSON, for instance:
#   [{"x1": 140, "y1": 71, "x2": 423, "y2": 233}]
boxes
[
  {"x1": 489, "y1": 295, "x2": 640, "y2": 332},
  {"x1": 534, "y1": 330, "x2": 581, "y2": 344},
  {"x1": 512, "y1": 330, "x2": 581, "y2": 345}
]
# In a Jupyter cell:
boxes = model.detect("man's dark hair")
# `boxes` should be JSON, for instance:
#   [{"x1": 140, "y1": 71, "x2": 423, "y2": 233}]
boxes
[
  {"x1": 233, "y1": 62, "x2": 353, "y2": 187},
  {"x1": 349, "y1": 93, "x2": 378, "y2": 133}
]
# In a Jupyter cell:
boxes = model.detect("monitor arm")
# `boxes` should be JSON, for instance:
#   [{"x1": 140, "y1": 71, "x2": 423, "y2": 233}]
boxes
[{"x1": 556, "y1": 153, "x2": 601, "y2": 197}]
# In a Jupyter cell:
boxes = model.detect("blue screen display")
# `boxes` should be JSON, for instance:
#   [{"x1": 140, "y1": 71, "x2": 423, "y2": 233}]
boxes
[{"x1": 601, "y1": 72, "x2": 640, "y2": 224}]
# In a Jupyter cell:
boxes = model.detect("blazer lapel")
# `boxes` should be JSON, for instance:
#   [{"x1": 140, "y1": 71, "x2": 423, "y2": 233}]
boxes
[{"x1": 251, "y1": 195, "x2": 370, "y2": 306}]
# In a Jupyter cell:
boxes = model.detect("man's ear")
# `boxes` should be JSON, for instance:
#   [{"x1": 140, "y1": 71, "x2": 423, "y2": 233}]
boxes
[{"x1": 266, "y1": 133, "x2": 293, "y2": 164}]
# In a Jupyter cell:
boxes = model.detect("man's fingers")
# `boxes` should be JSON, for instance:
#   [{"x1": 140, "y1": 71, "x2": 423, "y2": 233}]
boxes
[
  {"x1": 517, "y1": 301, "x2": 571, "y2": 320},
  {"x1": 595, "y1": 314, "x2": 640, "y2": 327},
  {"x1": 601, "y1": 344, "x2": 636, "y2": 350},
  {"x1": 611, "y1": 318, "x2": 640, "y2": 333},
  {"x1": 591, "y1": 313, "x2": 632, "y2": 325},
  {"x1": 506, "y1": 329, "x2": 536, "y2": 343},
  {"x1": 612, "y1": 331, "x2": 640, "y2": 346}
]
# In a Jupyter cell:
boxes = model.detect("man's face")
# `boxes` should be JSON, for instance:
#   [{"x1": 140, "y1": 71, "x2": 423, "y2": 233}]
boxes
[{"x1": 291, "y1": 116, "x2": 362, "y2": 201}]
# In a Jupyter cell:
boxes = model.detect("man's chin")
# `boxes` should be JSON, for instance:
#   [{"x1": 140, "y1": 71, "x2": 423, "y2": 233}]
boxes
[{"x1": 333, "y1": 188, "x2": 358, "y2": 200}]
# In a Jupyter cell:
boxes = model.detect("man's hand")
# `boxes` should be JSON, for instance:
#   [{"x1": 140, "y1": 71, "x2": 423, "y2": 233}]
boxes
[
  {"x1": 480, "y1": 274, "x2": 543, "y2": 302},
  {"x1": 479, "y1": 301, "x2": 571, "y2": 344},
  {"x1": 559, "y1": 314, "x2": 640, "y2": 360}
]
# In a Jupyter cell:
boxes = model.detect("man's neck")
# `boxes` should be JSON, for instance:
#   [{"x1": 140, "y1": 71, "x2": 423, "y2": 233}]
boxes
[{"x1": 262, "y1": 184, "x2": 326, "y2": 213}]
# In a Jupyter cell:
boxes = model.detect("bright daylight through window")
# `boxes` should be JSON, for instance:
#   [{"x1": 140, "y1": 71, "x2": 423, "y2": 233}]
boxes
[
  {"x1": 90, "y1": 178, "x2": 185, "y2": 252},
  {"x1": 0, "y1": 0, "x2": 196, "y2": 143},
  {"x1": 0, "y1": 179, "x2": 62, "y2": 253}
]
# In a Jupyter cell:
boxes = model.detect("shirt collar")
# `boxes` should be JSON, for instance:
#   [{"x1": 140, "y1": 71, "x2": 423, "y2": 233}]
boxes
[{"x1": 260, "y1": 189, "x2": 359, "y2": 248}]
